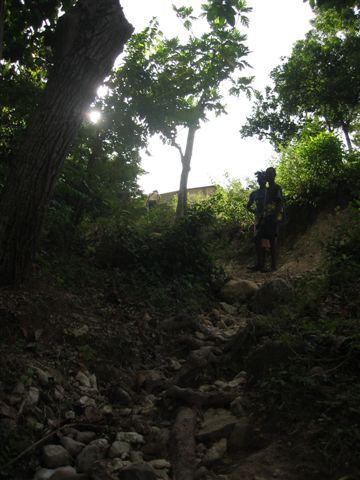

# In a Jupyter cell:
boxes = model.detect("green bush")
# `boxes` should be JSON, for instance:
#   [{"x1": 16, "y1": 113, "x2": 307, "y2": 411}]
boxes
[
  {"x1": 277, "y1": 125, "x2": 344, "y2": 204},
  {"x1": 203, "y1": 179, "x2": 253, "y2": 228},
  {"x1": 87, "y1": 206, "x2": 219, "y2": 281},
  {"x1": 326, "y1": 201, "x2": 360, "y2": 296}
]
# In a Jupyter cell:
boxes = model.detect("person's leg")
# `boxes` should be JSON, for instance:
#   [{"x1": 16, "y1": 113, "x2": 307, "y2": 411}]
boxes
[
  {"x1": 269, "y1": 236, "x2": 278, "y2": 271},
  {"x1": 248, "y1": 237, "x2": 261, "y2": 271},
  {"x1": 248, "y1": 223, "x2": 262, "y2": 271}
]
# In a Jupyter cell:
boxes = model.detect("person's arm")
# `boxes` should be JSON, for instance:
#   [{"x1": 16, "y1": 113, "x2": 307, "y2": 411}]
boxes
[{"x1": 246, "y1": 192, "x2": 256, "y2": 213}]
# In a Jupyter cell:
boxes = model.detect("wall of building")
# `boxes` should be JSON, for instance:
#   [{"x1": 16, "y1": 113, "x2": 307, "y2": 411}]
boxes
[{"x1": 160, "y1": 185, "x2": 217, "y2": 204}]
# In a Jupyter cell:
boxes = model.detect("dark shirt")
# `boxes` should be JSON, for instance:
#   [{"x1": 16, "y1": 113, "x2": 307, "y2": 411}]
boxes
[
  {"x1": 264, "y1": 183, "x2": 283, "y2": 220},
  {"x1": 247, "y1": 187, "x2": 266, "y2": 220}
]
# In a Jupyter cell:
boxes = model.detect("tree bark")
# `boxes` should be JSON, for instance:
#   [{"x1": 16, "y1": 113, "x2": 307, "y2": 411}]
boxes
[
  {"x1": 342, "y1": 124, "x2": 353, "y2": 153},
  {"x1": 0, "y1": 0, "x2": 133, "y2": 285},
  {"x1": 0, "y1": 0, "x2": 4, "y2": 61},
  {"x1": 175, "y1": 125, "x2": 197, "y2": 220}
]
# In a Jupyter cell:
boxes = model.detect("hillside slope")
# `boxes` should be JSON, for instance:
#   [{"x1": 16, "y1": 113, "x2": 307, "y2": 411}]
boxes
[{"x1": 0, "y1": 206, "x2": 358, "y2": 480}]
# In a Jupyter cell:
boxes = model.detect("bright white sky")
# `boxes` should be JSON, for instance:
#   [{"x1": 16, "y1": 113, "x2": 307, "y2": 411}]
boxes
[{"x1": 120, "y1": 0, "x2": 314, "y2": 194}]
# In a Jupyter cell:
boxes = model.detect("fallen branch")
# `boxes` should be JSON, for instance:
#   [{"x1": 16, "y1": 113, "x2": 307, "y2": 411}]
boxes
[
  {"x1": 0, "y1": 422, "x2": 103, "y2": 471},
  {"x1": 166, "y1": 385, "x2": 236, "y2": 408},
  {"x1": 170, "y1": 407, "x2": 196, "y2": 480}
]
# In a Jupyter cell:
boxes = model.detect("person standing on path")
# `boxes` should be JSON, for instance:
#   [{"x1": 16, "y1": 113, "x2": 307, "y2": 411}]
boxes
[
  {"x1": 262, "y1": 167, "x2": 284, "y2": 271},
  {"x1": 146, "y1": 190, "x2": 161, "y2": 210},
  {"x1": 246, "y1": 171, "x2": 268, "y2": 271}
]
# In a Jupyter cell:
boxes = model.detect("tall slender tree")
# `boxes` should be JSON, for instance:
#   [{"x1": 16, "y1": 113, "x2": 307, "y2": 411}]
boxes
[{"x1": 114, "y1": 3, "x2": 252, "y2": 218}]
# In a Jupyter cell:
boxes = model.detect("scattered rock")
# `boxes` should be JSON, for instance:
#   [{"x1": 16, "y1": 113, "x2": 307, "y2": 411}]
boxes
[
  {"x1": 195, "y1": 466, "x2": 209, "y2": 479},
  {"x1": 89, "y1": 460, "x2": 118, "y2": 480},
  {"x1": 135, "y1": 370, "x2": 165, "y2": 393},
  {"x1": 49, "y1": 466, "x2": 88, "y2": 480},
  {"x1": 118, "y1": 463, "x2": 157, "y2": 480},
  {"x1": 60, "y1": 436, "x2": 85, "y2": 457},
  {"x1": 203, "y1": 438, "x2": 227, "y2": 464},
  {"x1": 219, "y1": 302, "x2": 237, "y2": 315},
  {"x1": 230, "y1": 397, "x2": 246, "y2": 417},
  {"x1": 26, "y1": 415, "x2": 44, "y2": 431},
  {"x1": 102, "y1": 404, "x2": 113, "y2": 416},
  {"x1": 42, "y1": 445, "x2": 72, "y2": 468},
  {"x1": 251, "y1": 278, "x2": 293, "y2": 313},
  {"x1": 107, "y1": 458, "x2": 132, "y2": 472},
  {"x1": 33, "y1": 468, "x2": 56, "y2": 480},
  {"x1": 116, "y1": 432, "x2": 145, "y2": 445},
  {"x1": 108, "y1": 441, "x2": 131, "y2": 459},
  {"x1": 35, "y1": 368, "x2": 52, "y2": 386},
  {"x1": 76, "y1": 371, "x2": 91, "y2": 389},
  {"x1": 62, "y1": 427, "x2": 79, "y2": 438},
  {"x1": 221, "y1": 279, "x2": 259, "y2": 303},
  {"x1": 54, "y1": 385, "x2": 65, "y2": 400},
  {"x1": 154, "y1": 470, "x2": 170, "y2": 480},
  {"x1": 118, "y1": 408, "x2": 132, "y2": 416},
  {"x1": 148, "y1": 459, "x2": 171, "y2": 470},
  {"x1": 197, "y1": 411, "x2": 238, "y2": 442},
  {"x1": 76, "y1": 431, "x2": 97, "y2": 444},
  {"x1": 167, "y1": 359, "x2": 182, "y2": 371},
  {"x1": 111, "y1": 387, "x2": 131, "y2": 405},
  {"x1": 89, "y1": 374, "x2": 98, "y2": 390},
  {"x1": 130, "y1": 451, "x2": 143, "y2": 463},
  {"x1": 13, "y1": 381, "x2": 25, "y2": 395},
  {"x1": 76, "y1": 439, "x2": 109, "y2": 473},
  {"x1": 0, "y1": 399, "x2": 17, "y2": 419},
  {"x1": 227, "y1": 372, "x2": 247, "y2": 389},
  {"x1": 26, "y1": 386, "x2": 40, "y2": 405},
  {"x1": 142, "y1": 427, "x2": 169, "y2": 457},
  {"x1": 72, "y1": 325, "x2": 89, "y2": 337},
  {"x1": 34, "y1": 366, "x2": 64, "y2": 386},
  {"x1": 227, "y1": 418, "x2": 251, "y2": 452}
]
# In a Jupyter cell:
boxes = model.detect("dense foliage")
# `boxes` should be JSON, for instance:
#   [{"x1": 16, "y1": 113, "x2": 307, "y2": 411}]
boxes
[
  {"x1": 241, "y1": 3, "x2": 360, "y2": 153},
  {"x1": 276, "y1": 124, "x2": 344, "y2": 203}
]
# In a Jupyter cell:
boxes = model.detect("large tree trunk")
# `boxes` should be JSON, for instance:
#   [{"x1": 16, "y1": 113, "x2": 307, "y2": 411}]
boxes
[
  {"x1": 0, "y1": 0, "x2": 133, "y2": 285},
  {"x1": 0, "y1": 0, "x2": 4, "y2": 60},
  {"x1": 175, "y1": 125, "x2": 197, "y2": 220}
]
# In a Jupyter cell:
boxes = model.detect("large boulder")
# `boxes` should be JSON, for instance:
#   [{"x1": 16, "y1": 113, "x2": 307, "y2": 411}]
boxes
[
  {"x1": 221, "y1": 279, "x2": 259, "y2": 303},
  {"x1": 76, "y1": 438, "x2": 109, "y2": 473},
  {"x1": 251, "y1": 278, "x2": 293, "y2": 313},
  {"x1": 197, "y1": 410, "x2": 239, "y2": 442},
  {"x1": 42, "y1": 445, "x2": 71, "y2": 469}
]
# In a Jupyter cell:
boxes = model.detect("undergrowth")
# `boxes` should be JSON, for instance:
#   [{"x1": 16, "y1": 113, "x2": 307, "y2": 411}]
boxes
[{"x1": 244, "y1": 205, "x2": 360, "y2": 472}]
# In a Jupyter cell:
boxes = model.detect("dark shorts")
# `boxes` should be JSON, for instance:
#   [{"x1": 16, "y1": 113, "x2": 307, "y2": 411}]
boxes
[{"x1": 260, "y1": 216, "x2": 280, "y2": 240}]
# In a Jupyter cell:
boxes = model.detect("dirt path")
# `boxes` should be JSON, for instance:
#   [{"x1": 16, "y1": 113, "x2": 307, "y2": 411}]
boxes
[
  {"x1": 224, "y1": 209, "x2": 341, "y2": 284},
  {"x1": 0, "y1": 209, "x2": 347, "y2": 480}
]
